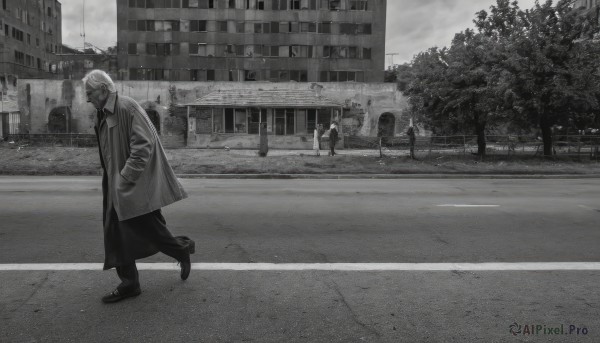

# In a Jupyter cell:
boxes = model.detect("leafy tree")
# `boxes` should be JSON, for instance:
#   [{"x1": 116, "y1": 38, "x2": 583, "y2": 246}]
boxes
[{"x1": 475, "y1": 0, "x2": 600, "y2": 156}]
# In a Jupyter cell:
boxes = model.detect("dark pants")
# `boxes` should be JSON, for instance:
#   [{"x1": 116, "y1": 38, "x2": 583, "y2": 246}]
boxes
[
  {"x1": 112, "y1": 209, "x2": 190, "y2": 293},
  {"x1": 330, "y1": 142, "x2": 336, "y2": 156}
]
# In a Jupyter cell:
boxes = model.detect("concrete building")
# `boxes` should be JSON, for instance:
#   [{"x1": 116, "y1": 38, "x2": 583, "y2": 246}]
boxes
[
  {"x1": 57, "y1": 45, "x2": 119, "y2": 81},
  {"x1": 116, "y1": 0, "x2": 386, "y2": 83},
  {"x1": 1, "y1": 0, "x2": 63, "y2": 135},
  {"x1": 0, "y1": 0, "x2": 62, "y2": 79},
  {"x1": 17, "y1": 80, "x2": 406, "y2": 148},
  {"x1": 575, "y1": 0, "x2": 600, "y2": 9}
]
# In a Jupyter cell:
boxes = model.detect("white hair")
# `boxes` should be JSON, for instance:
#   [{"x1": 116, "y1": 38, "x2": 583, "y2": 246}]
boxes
[{"x1": 82, "y1": 69, "x2": 116, "y2": 92}]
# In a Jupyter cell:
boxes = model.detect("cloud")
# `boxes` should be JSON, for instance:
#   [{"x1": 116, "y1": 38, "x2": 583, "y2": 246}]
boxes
[
  {"x1": 385, "y1": 0, "x2": 538, "y2": 66},
  {"x1": 60, "y1": 0, "x2": 117, "y2": 50}
]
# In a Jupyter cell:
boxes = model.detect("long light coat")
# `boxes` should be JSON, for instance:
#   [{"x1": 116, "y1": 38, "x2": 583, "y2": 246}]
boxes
[{"x1": 94, "y1": 93, "x2": 187, "y2": 222}]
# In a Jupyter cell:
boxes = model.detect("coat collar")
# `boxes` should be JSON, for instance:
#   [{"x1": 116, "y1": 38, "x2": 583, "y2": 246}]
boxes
[{"x1": 103, "y1": 92, "x2": 118, "y2": 128}]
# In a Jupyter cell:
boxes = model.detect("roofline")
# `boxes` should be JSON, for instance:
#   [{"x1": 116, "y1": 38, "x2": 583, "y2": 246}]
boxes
[{"x1": 179, "y1": 104, "x2": 343, "y2": 108}]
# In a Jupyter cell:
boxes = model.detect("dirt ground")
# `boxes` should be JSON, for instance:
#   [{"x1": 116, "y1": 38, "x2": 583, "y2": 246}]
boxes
[{"x1": 1, "y1": 145, "x2": 600, "y2": 175}]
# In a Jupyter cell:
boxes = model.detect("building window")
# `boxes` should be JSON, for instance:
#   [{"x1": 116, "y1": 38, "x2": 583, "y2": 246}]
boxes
[
  {"x1": 14, "y1": 51, "x2": 25, "y2": 65},
  {"x1": 190, "y1": 20, "x2": 207, "y2": 32},
  {"x1": 362, "y1": 48, "x2": 371, "y2": 60},
  {"x1": 300, "y1": 22, "x2": 316, "y2": 33},
  {"x1": 290, "y1": 0, "x2": 300, "y2": 9},
  {"x1": 128, "y1": 43, "x2": 137, "y2": 54},
  {"x1": 2, "y1": 0, "x2": 6, "y2": 10},
  {"x1": 257, "y1": 0, "x2": 264, "y2": 9},
  {"x1": 349, "y1": 0, "x2": 367, "y2": 10},
  {"x1": 218, "y1": 21, "x2": 228, "y2": 32},
  {"x1": 318, "y1": 22, "x2": 331, "y2": 34}
]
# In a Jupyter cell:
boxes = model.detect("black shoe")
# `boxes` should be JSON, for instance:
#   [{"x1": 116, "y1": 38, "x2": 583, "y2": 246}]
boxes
[
  {"x1": 179, "y1": 257, "x2": 191, "y2": 281},
  {"x1": 101, "y1": 287, "x2": 141, "y2": 304},
  {"x1": 180, "y1": 239, "x2": 195, "y2": 280}
]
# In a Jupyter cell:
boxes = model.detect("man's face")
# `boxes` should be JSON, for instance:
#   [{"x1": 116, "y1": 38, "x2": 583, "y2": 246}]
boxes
[{"x1": 85, "y1": 83, "x2": 109, "y2": 109}]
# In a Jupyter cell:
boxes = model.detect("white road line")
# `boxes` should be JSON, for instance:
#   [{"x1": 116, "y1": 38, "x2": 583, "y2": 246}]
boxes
[
  {"x1": 437, "y1": 204, "x2": 500, "y2": 208},
  {"x1": 1, "y1": 263, "x2": 600, "y2": 271}
]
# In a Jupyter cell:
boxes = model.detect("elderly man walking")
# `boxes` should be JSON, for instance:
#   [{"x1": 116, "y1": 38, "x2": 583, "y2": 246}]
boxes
[{"x1": 84, "y1": 70, "x2": 194, "y2": 303}]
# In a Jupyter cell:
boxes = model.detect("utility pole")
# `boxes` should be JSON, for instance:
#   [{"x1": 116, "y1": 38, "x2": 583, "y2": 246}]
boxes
[
  {"x1": 386, "y1": 53, "x2": 399, "y2": 68},
  {"x1": 80, "y1": 0, "x2": 86, "y2": 51}
]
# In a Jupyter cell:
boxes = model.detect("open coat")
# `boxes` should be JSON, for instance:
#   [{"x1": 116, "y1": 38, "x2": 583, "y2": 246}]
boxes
[{"x1": 94, "y1": 93, "x2": 187, "y2": 222}]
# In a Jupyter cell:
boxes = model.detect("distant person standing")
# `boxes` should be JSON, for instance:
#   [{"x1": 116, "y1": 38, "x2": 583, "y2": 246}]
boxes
[
  {"x1": 407, "y1": 125, "x2": 416, "y2": 159},
  {"x1": 329, "y1": 121, "x2": 339, "y2": 156},
  {"x1": 84, "y1": 70, "x2": 195, "y2": 304},
  {"x1": 313, "y1": 124, "x2": 322, "y2": 156}
]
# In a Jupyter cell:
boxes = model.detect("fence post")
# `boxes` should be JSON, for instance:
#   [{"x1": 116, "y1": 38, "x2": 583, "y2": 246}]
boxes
[
  {"x1": 463, "y1": 135, "x2": 466, "y2": 156},
  {"x1": 577, "y1": 135, "x2": 582, "y2": 160},
  {"x1": 379, "y1": 137, "x2": 383, "y2": 158}
]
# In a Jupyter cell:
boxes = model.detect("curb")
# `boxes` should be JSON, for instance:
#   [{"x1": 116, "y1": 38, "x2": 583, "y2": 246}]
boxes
[{"x1": 176, "y1": 173, "x2": 600, "y2": 180}]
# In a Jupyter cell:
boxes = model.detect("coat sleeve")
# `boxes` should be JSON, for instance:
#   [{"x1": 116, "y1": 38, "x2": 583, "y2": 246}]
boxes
[{"x1": 120, "y1": 103, "x2": 156, "y2": 183}]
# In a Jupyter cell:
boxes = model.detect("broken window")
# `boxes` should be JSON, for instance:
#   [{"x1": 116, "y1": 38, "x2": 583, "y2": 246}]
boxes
[
  {"x1": 278, "y1": 70, "x2": 289, "y2": 82},
  {"x1": 207, "y1": 70, "x2": 215, "y2": 81},
  {"x1": 245, "y1": 70, "x2": 257, "y2": 81}
]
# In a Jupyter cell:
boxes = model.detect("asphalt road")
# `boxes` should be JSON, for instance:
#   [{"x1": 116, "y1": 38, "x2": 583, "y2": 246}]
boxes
[{"x1": 1, "y1": 176, "x2": 600, "y2": 342}]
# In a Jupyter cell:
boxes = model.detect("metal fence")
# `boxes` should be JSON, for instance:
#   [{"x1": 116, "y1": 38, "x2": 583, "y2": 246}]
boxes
[
  {"x1": 6, "y1": 134, "x2": 97, "y2": 147},
  {"x1": 345, "y1": 135, "x2": 600, "y2": 160}
]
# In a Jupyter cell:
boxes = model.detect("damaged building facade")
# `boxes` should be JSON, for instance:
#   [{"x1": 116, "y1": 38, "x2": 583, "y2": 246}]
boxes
[
  {"x1": 117, "y1": 0, "x2": 386, "y2": 82},
  {"x1": 1, "y1": 0, "x2": 64, "y2": 138},
  {"x1": 17, "y1": 79, "x2": 406, "y2": 149}
]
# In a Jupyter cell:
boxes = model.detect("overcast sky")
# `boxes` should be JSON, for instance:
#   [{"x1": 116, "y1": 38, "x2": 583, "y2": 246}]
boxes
[{"x1": 59, "y1": 0, "x2": 539, "y2": 67}]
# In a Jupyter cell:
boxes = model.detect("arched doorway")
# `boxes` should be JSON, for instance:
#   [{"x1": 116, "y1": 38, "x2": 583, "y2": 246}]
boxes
[
  {"x1": 377, "y1": 112, "x2": 395, "y2": 137},
  {"x1": 48, "y1": 106, "x2": 71, "y2": 133},
  {"x1": 145, "y1": 109, "x2": 161, "y2": 134}
]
